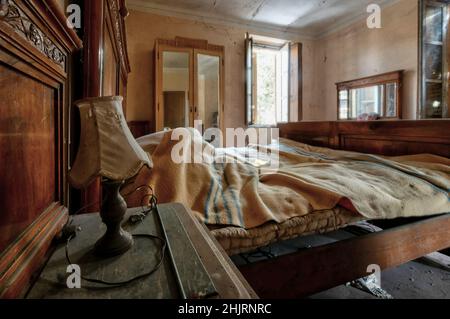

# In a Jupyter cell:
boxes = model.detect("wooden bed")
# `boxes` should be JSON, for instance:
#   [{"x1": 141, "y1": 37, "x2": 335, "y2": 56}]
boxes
[{"x1": 238, "y1": 120, "x2": 450, "y2": 298}]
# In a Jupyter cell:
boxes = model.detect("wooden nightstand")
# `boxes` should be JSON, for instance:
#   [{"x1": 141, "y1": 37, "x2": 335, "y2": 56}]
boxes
[{"x1": 27, "y1": 203, "x2": 257, "y2": 299}]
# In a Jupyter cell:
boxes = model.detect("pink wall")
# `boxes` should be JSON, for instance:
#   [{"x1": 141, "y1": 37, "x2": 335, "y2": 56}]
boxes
[{"x1": 309, "y1": 0, "x2": 419, "y2": 120}]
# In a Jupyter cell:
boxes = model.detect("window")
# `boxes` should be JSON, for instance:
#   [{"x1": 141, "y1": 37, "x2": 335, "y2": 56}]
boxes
[
  {"x1": 246, "y1": 34, "x2": 301, "y2": 126},
  {"x1": 419, "y1": 0, "x2": 450, "y2": 118},
  {"x1": 336, "y1": 71, "x2": 402, "y2": 120}
]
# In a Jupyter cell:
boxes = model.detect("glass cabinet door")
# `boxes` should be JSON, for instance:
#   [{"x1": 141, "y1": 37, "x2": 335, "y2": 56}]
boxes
[
  {"x1": 420, "y1": 0, "x2": 449, "y2": 118},
  {"x1": 195, "y1": 52, "x2": 222, "y2": 134}
]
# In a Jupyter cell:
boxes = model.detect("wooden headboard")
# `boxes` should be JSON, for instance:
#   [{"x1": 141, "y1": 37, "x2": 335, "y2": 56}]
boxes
[
  {"x1": 0, "y1": 0, "x2": 82, "y2": 298},
  {"x1": 278, "y1": 120, "x2": 450, "y2": 158}
]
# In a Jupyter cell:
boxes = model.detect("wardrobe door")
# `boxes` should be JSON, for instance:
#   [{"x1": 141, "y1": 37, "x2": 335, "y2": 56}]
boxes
[
  {"x1": 156, "y1": 46, "x2": 194, "y2": 131},
  {"x1": 194, "y1": 50, "x2": 224, "y2": 134}
]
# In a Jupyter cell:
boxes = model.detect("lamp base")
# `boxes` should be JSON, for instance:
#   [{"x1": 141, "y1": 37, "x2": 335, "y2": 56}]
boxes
[
  {"x1": 94, "y1": 179, "x2": 134, "y2": 258},
  {"x1": 94, "y1": 228, "x2": 134, "y2": 257}
]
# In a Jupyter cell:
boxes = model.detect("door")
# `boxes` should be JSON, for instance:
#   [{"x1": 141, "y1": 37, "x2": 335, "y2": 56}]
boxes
[
  {"x1": 194, "y1": 50, "x2": 224, "y2": 134},
  {"x1": 156, "y1": 45, "x2": 193, "y2": 131}
]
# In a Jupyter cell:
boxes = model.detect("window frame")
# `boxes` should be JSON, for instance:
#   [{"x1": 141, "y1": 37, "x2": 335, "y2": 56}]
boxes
[
  {"x1": 246, "y1": 34, "x2": 302, "y2": 127},
  {"x1": 336, "y1": 70, "x2": 403, "y2": 121},
  {"x1": 251, "y1": 42, "x2": 291, "y2": 126}
]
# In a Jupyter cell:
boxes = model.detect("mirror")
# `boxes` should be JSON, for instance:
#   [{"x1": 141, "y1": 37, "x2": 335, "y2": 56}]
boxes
[
  {"x1": 337, "y1": 71, "x2": 402, "y2": 120},
  {"x1": 350, "y1": 85, "x2": 384, "y2": 119},
  {"x1": 197, "y1": 54, "x2": 220, "y2": 132},
  {"x1": 162, "y1": 51, "x2": 190, "y2": 129}
]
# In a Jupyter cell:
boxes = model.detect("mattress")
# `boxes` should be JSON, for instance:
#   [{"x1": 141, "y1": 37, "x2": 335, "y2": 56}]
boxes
[{"x1": 210, "y1": 206, "x2": 363, "y2": 255}]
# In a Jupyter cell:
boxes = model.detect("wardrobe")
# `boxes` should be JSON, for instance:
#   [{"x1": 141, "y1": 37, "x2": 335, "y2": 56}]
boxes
[
  {"x1": 155, "y1": 37, "x2": 225, "y2": 133},
  {"x1": 0, "y1": 0, "x2": 81, "y2": 298}
]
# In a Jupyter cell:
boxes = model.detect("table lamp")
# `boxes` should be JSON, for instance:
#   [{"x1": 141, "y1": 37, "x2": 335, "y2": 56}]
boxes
[{"x1": 69, "y1": 96, "x2": 152, "y2": 257}]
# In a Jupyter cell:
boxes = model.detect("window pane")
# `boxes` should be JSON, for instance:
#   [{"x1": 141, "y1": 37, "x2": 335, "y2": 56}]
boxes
[
  {"x1": 424, "y1": 5, "x2": 443, "y2": 43},
  {"x1": 386, "y1": 83, "x2": 398, "y2": 117},
  {"x1": 425, "y1": 82, "x2": 443, "y2": 118},
  {"x1": 252, "y1": 40, "x2": 291, "y2": 125},
  {"x1": 425, "y1": 44, "x2": 443, "y2": 80},
  {"x1": 255, "y1": 49, "x2": 277, "y2": 126}
]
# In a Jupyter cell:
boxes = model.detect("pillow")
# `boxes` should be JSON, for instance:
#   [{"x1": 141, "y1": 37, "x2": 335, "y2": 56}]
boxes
[{"x1": 357, "y1": 112, "x2": 380, "y2": 121}]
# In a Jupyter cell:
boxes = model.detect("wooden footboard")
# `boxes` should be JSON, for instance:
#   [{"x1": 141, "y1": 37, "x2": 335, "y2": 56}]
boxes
[{"x1": 239, "y1": 214, "x2": 450, "y2": 298}]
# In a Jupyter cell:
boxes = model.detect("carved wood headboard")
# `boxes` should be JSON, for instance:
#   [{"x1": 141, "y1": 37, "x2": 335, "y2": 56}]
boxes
[
  {"x1": 0, "y1": 0, "x2": 82, "y2": 298},
  {"x1": 278, "y1": 120, "x2": 450, "y2": 158}
]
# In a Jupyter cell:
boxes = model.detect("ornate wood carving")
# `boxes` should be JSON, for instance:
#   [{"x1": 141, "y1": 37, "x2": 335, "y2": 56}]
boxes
[{"x1": 0, "y1": 0, "x2": 66, "y2": 69}]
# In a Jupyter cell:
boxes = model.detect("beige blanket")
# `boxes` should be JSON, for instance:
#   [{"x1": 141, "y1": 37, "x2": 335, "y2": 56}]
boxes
[{"x1": 127, "y1": 130, "x2": 450, "y2": 229}]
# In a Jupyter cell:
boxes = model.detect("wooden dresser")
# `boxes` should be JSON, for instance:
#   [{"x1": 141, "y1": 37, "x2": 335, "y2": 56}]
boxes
[{"x1": 0, "y1": 0, "x2": 82, "y2": 298}]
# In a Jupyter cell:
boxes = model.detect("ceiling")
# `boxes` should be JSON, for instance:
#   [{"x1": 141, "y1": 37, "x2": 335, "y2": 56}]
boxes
[{"x1": 127, "y1": 0, "x2": 396, "y2": 38}]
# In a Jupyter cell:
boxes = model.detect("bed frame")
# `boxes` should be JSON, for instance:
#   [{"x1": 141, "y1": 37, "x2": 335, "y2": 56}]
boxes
[{"x1": 239, "y1": 120, "x2": 450, "y2": 298}]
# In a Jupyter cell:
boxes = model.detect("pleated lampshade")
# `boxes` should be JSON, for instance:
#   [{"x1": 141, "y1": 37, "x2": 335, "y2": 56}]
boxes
[{"x1": 69, "y1": 96, "x2": 152, "y2": 189}]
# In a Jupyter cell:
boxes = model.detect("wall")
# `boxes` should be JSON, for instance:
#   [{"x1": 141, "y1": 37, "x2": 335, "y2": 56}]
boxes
[
  {"x1": 126, "y1": 0, "x2": 419, "y2": 127},
  {"x1": 125, "y1": 10, "x2": 315, "y2": 130},
  {"x1": 310, "y1": 0, "x2": 419, "y2": 120}
]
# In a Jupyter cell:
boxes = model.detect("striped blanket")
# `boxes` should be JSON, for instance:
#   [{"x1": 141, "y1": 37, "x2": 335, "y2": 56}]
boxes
[{"x1": 126, "y1": 130, "x2": 450, "y2": 229}]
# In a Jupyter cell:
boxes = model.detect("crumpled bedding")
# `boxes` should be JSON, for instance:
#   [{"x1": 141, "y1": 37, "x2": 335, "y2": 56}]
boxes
[{"x1": 125, "y1": 129, "x2": 450, "y2": 253}]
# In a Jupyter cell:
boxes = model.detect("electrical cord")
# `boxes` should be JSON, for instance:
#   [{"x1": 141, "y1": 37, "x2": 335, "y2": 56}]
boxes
[
  {"x1": 65, "y1": 232, "x2": 166, "y2": 287},
  {"x1": 63, "y1": 184, "x2": 166, "y2": 288}
]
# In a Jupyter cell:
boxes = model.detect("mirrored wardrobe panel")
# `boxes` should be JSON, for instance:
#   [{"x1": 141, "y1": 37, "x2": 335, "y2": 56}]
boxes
[
  {"x1": 195, "y1": 52, "x2": 221, "y2": 132},
  {"x1": 162, "y1": 51, "x2": 191, "y2": 129}
]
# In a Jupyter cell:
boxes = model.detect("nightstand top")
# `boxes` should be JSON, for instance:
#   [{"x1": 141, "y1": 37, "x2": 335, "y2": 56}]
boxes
[{"x1": 27, "y1": 203, "x2": 257, "y2": 299}]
